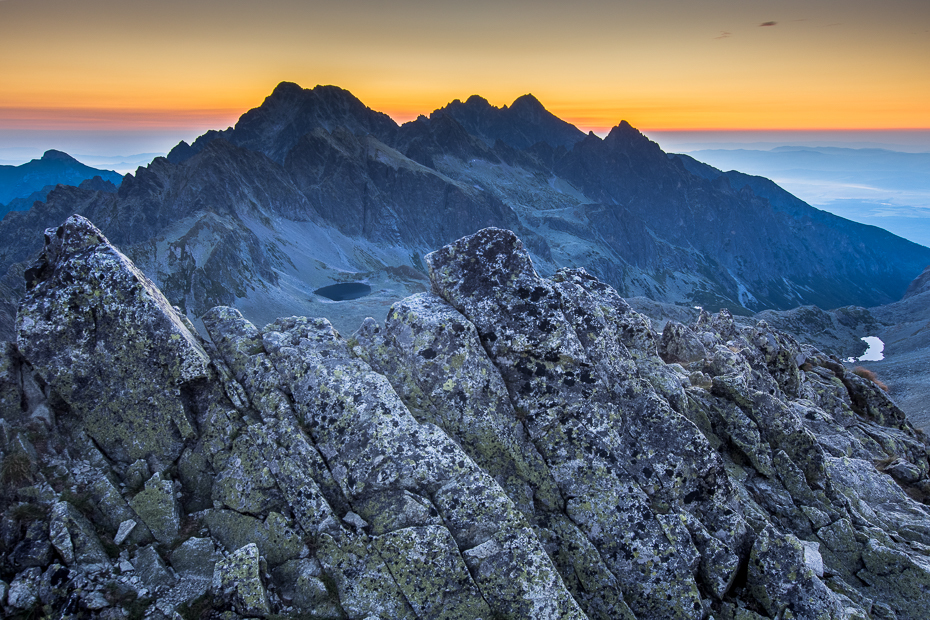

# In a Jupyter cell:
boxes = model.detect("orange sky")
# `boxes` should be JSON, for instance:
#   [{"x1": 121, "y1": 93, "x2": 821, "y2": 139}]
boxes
[{"x1": 1, "y1": 0, "x2": 928, "y2": 140}]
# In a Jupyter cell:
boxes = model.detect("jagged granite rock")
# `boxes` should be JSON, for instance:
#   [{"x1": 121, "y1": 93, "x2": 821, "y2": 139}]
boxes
[
  {"x1": 213, "y1": 543, "x2": 272, "y2": 617},
  {"x1": 16, "y1": 215, "x2": 208, "y2": 468},
  {"x1": 4, "y1": 218, "x2": 930, "y2": 619},
  {"x1": 7, "y1": 566, "x2": 41, "y2": 609},
  {"x1": 48, "y1": 500, "x2": 110, "y2": 570},
  {"x1": 272, "y1": 557, "x2": 343, "y2": 615},
  {"x1": 128, "y1": 472, "x2": 180, "y2": 545},
  {"x1": 170, "y1": 536, "x2": 220, "y2": 579},
  {"x1": 132, "y1": 544, "x2": 175, "y2": 589}
]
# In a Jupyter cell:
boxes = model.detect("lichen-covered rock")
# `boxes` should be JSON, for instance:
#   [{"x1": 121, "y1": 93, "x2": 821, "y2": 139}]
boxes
[
  {"x1": 171, "y1": 537, "x2": 221, "y2": 579},
  {"x1": 212, "y1": 543, "x2": 272, "y2": 617},
  {"x1": 261, "y1": 313, "x2": 587, "y2": 619},
  {"x1": 133, "y1": 544, "x2": 175, "y2": 589},
  {"x1": 426, "y1": 229, "x2": 731, "y2": 620},
  {"x1": 205, "y1": 509, "x2": 306, "y2": 568},
  {"x1": 859, "y1": 537, "x2": 930, "y2": 618},
  {"x1": 315, "y1": 530, "x2": 418, "y2": 619},
  {"x1": 271, "y1": 558, "x2": 343, "y2": 615},
  {"x1": 16, "y1": 215, "x2": 209, "y2": 468},
  {"x1": 748, "y1": 526, "x2": 847, "y2": 619},
  {"x1": 660, "y1": 320, "x2": 707, "y2": 365},
  {"x1": 354, "y1": 292, "x2": 562, "y2": 518},
  {"x1": 11, "y1": 521, "x2": 53, "y2": 568},
  {"x1": 7, "y1": 566, "x2": 41, "y2": 609},
  {"x1": 213, "y1": 427, "x2": 285, "y2": 515},
  {"x1": 128, "y1": 472, "x2": 180, "y2": 546},
  {"x1": 49, "y1": 500, "x2": 110, "y2": 569},
  {"x1": 372, "y1": 525, "x2": 493, "y2": 619},
  {"x1": 88, "y1": 475, "x2": 153, "y2": 546},
  {"x1": 7, "y1": 219, "x2": 930, "y2": 620}
]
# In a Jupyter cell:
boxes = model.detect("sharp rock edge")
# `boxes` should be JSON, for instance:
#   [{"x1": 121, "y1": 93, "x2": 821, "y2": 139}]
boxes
[{"x1": 2, "y1": 214, "x2": 929, "y2": 619}]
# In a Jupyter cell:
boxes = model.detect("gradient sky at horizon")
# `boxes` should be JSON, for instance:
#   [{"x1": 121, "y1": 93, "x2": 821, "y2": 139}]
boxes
[{"x1": 1, "y1": 0, "x2": 928, "y2": 156}]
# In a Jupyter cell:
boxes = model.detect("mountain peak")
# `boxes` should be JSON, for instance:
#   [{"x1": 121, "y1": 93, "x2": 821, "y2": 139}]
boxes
[
  {"x1": 510, "y1": 93, "x2": 545, "y2": 113},
  {"x1": 464, "y1": 94, "x2": 492, "y2": 108},
  {"x1": 265, "y1": 81, "x2": 303, "y2": 102},
  {"x1": 607, "y1": 120, "x2": 637, "y2": 136},
  {"x1": 604, "y1": 120, "x2": 658, "y2": 152},
  {"x1": 41, "y1": 149, "x2": 79, "y2": 163},
  {"x1": 260, "y1": 82, "x2": 363, "y2": 112},
  {"x1": 270, "y1": 80, "x2": 302, "y2": 96},
  {"x1": 180, "y1": 82, "x2": 399, "y2": 164},
  {"x1": 433, "y1": 92, "x2": 583, "y2": 151}
]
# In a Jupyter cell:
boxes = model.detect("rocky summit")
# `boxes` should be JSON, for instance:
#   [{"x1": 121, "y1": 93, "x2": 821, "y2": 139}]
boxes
[{"x1": 2, "y1": 215, "x2": 930, "y2": 619}]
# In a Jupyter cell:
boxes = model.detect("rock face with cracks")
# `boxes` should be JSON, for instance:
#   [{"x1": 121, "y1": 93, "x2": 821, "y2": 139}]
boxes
[{"x1": 2, "y1": 217, "x2": 930, "y2": 619}]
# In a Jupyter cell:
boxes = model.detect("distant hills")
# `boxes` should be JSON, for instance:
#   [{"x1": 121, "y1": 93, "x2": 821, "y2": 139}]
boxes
[
  {"x1": 0, "y1": 82, "x2": 928, "y2": 339},
  {"x1": 0, "y1": 150, "x2": 122, "y2": 217}
]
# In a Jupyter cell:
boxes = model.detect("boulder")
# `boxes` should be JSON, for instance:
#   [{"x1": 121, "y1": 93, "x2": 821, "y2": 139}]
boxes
[
  {"x1": 16, "y1": 215, "x2": 209, "y2": 468},
  {"x1": 212, "y1": 543, "x2": 271, "y2": 617},
  {"x1": 128, "y1": 472, "x2": 180, "y2": 546}
]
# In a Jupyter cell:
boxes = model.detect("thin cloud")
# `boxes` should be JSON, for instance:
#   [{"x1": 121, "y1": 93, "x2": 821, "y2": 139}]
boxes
[
  {"x1": 759, "y1": 21, "x2": 778, "y2": 27},
  {"x1": 715, "y1": 31, "x2": 731, "y2": 39}
]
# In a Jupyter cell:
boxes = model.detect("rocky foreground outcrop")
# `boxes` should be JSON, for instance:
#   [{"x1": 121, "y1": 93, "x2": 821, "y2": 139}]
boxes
[{"x1": 2, "y1": 215, "x2": 930, "y2": 619}]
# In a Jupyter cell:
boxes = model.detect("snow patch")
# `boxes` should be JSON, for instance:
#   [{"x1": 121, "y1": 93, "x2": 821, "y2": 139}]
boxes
[
  {"x1": 845, "y1": 336, "x2": 885, "y2": 362},
  {"x1": 858, "y1": 336, "x2": 885, "y2": 361}
]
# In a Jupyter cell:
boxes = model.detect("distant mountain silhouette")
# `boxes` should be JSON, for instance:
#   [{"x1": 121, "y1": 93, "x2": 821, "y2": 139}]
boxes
[
  {"x1": 2, "y1": 81, "x2": 928, "y2": 339},
  {"x1": 0, "y1": 150, "x2": 122, "y2": 210}
]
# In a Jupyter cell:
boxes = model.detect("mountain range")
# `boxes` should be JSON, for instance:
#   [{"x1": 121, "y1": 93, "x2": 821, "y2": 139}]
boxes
[{"x1": 0, "y1": 82, "x2": 927, "y2": 342}]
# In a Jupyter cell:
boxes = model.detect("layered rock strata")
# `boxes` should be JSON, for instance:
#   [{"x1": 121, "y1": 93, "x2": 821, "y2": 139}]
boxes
[{"x1": 1, "y1": 216, "x2": 930, "y2": 619}]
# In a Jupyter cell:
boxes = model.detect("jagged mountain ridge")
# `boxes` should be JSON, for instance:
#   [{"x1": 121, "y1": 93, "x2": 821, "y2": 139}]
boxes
[
  {"x1": 0, "y1": 81, "x2": 928, "y2": 341},
  {"x1": 432, "y1": 93, "x2": 586, "y2": 150},
  {"x1": 5, "y1": 216, "x2": 930, "y2": 618}
]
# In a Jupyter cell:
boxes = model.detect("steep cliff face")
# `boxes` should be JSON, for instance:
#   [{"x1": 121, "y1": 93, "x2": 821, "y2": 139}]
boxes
[{"x1": 2, "y1": 216, "x2": 930, "y2": 618}]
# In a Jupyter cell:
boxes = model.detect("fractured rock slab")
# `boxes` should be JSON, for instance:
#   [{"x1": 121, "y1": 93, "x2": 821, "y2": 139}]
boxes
[{"x1": 16, "y1": 215, "x2": 208, "y2": 467}]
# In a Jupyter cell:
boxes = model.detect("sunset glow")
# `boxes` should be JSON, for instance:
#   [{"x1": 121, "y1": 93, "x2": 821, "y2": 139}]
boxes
[{"x1": 1, "y1": 0, "x2": 927, "y2": 150}]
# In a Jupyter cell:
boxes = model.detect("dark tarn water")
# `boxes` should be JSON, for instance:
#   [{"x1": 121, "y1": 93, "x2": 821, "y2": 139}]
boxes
[{"x1": 314, "y1": 282, "x2": 372, "y2": 301}]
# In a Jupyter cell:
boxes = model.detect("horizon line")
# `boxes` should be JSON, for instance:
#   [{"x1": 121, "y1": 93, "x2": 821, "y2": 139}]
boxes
[{"x1": 2, "y1": 106, "x2": 929, "y2": 135}]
